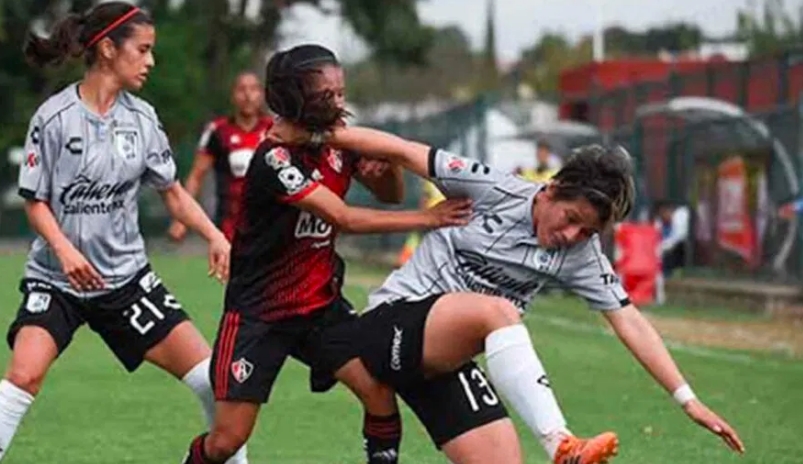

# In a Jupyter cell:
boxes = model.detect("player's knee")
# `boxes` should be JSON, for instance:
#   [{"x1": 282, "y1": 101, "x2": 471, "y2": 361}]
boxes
[
  {"x1": 206, "y1": 427, "x2": 249, "y2": 460},
  {"x1": 5, "y1": 367, "x2": 45, "y2": 396},
  {"x1": 357, "y1": 381, "x2": 397, "y2": 415},
  {"x1": 480, "y1": 297, "x2": 522, "y2": 333}
]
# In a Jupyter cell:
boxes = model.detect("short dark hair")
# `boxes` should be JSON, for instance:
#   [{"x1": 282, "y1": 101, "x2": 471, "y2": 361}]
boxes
[
  {"x1": 551, "y1": 144, "x2": 635, "y2": 226},
  {"x1": 264, "y1": 44, "x2": 347, "y2": 131},
  {"x1": 23, "y1": 2, "x2": 152, "y2": 68}
]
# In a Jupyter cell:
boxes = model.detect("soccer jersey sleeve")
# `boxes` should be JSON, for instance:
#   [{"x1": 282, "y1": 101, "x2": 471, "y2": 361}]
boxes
[
  {"x1": 259, "y1": 145, "x2": 320, "y2": 202},
  {"x1": 18, "y1": 111, "x2": 56, "y2": 201},
  {"x1": 197, "y1": 120, "x2": 225, "y2": 158},
  {"x1": 557, "y1": 235, "x2": 630, "y2": 311},
  {"x1": 427, "y1": 148, "x2": 505, "y2": 203},
  {"x1": 142, "y1": 116, "x2": 178, "y2": 191}
]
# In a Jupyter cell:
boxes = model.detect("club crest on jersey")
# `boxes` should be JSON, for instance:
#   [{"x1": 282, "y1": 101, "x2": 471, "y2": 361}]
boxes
[
  {"x1": 327, "y1": 150, "x2": 343, "y2": 173},
  {"x1": 231, "y1": 358, "x2": 254, "y2": 384},
  {"x1": 113, "y1": 128, "x2": 138, "y2": 160},
  {"x1": 25, "y1": 292, "x2": 51, "y2": 314},
  {"x1": 533, "y1": 248, "x2": 556, "y2": 270},
  {"x1": 446, "y1": 155, "x2": 466, "y2": 173},
  {"x1": 264, "y1": 147, "x2": 291, "y2": 170}
]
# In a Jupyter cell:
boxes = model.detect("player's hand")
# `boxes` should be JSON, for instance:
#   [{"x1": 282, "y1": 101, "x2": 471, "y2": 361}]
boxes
[
  {"x1": 207, "y1": 233, "x2": 231, "y2": 283},
  {"x1": 56, "y1": 244, "x2": 105, "y2": 291},
  {"x1": 357, "y1": 158, "x2": 390, "y2": 179},
  {"x1": 425, "y1": 198, "x2": 472, "y2": 228},
  {"x1": 267, "y1": 118, "x2": 312, "y2": 145},
  {"x1": 167, "y1": 220, "x2": 188, "y2": 242},
  {"x1": 683, "y1": 399, "x2": 745, "y2": 453}
]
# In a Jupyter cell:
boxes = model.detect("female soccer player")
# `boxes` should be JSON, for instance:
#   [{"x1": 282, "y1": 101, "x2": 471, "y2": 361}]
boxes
[
  {"x1": 267, "y1": 122, "x2": 746, "y2": 464},
  {"x1": 1, "y1": 3, "x2": 246, "y2": 462},
  {"x1": 182, "y1": 44, "x2": 472, "y2": 464}
]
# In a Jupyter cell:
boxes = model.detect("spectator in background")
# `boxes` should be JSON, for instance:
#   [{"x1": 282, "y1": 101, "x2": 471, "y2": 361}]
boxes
[
  {"x1": 654, "y1": 200, "x2": 690, "y2": 276},
  {"x1": 519, "y1": 140, "x2": 562, "y2": 183},
  {"x1": 167, "y1": 71, "x2": 273, "y2": 242}
]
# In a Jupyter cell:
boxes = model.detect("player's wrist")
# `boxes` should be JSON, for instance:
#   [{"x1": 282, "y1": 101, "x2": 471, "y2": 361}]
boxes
[{"x1": 672, "y1": 384, "x2": 697, "y2": 406}]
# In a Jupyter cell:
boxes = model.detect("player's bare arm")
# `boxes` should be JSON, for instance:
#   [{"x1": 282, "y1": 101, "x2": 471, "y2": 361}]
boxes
[
  {"x1": 294, "y1": 183, "x2": 471, "y2": 234},
  {"x1": 160, "y1": 182, "x2": 230, "y2": 281},
  {"x1": 23, "y1": 200, "x2": 105, "y2": 291},
  {"x1": 168, "y1": 151, "x2": 214, "y2": 241},
  {"x1": 269, "y1": 121, "x2": 432, "y2": 179},
  {"x1": 604, "y1": 305, "x2": 745, "y2": 453},
  {"x1": 354, "y1": 158, "x2": 405, "y2": 204}
]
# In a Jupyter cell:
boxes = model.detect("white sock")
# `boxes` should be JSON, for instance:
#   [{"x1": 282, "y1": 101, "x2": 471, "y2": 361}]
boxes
[
  {"x1": 485, "y1": 324, "x2": 571, "y2": 459},
  {"x1": 182, "y1": 358, "x2": 248, "y2": 464},
  {"x1": 0, "y1": 379, "x2": 35, "y2": 461}
]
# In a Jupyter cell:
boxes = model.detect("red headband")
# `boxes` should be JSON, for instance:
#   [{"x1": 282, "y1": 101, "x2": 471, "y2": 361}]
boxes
[{"x1": 85, "y1": 7, "x2": 142, "y2": 49}]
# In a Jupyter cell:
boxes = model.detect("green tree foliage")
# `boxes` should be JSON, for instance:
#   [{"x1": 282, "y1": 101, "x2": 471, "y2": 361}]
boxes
[
  {"x1": 0, "y1": 0, "x2": 431, "y2": 154},
  {"x1": 737, "y1": 0, "x2": 803, "y2": 56}
]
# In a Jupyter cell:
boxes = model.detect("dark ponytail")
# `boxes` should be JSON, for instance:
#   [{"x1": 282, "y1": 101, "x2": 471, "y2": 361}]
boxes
[
  {"x1": 23, "y1": 2, "x2": 152, "y2": 69},
  {"x1": 23, "y1": 13, "x2": 85, "y2": 68}
]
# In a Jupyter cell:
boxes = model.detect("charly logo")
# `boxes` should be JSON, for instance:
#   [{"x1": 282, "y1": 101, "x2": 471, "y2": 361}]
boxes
[{"x1": 59, "y1": 175, "x2": 135, "y2": 215}]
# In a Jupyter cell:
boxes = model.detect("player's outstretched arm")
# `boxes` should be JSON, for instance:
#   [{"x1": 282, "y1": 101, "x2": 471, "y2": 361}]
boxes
[
  {"x1": 167, "y1": 151, "x2": 214, "y2": 241},
  {"x1": 160, "y1": 183, "x2": 230, "y2": 281},
  {"x1": 268, "y1": 119, "x2": 432, "y2": 179},
  {"x1": 295, "y1": 184, "x2": 471, "y2": 234},
  {"x1": 603, "y1": 305, "x2": 745, "y2": 453}
]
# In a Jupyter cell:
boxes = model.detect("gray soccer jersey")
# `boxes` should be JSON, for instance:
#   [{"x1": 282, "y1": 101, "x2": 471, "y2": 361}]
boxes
[
  {"x1": 366, "y1": 149, "x2": 630, "y2": 312},
  {"x1": 18, "y1": 83, "x2": 177, "y2": 295}
]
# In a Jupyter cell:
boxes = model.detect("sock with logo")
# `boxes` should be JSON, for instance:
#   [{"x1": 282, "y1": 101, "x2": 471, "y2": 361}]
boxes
[
  {"x1": 182, "y1": 358, "x2": 248, "y2": 464},
  {"x1": 0, "y1": 379, "x2": 35, "y2": 460},
  {"x1": 485, "y1": 324, "x2": 571, "y2": 459},
  {"x1": 363, "y1": 412, "x2": 401, "y2": 464}
]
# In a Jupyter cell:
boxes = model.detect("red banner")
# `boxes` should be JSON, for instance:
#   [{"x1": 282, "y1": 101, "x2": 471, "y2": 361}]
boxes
[{"x1": 716, "y1": 157, "x2": 757, "y2": 265}]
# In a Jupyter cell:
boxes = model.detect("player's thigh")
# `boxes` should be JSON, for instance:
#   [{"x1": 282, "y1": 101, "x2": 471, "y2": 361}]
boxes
[
  {"x1": 82, "y1": 267, "x2": 195, "y2": 373},
  {"x1": 441, "y1": 419, "x2": 523, "y2": 464},
  {"x1": 145, "y1": 320, "x2": 211, "y2": 379},
  {"x1": 210, "y1": 311, "x2": 293, "y2": 404},
  {"x1": 422, "y1": 293, "x2": 520, "y2": 375},
  {"x1": 397, "y1": 361, "x2": 510, "y2": 450},
  {"x1": 5, "y1": 280, "x2": 84, "y2": 392}
]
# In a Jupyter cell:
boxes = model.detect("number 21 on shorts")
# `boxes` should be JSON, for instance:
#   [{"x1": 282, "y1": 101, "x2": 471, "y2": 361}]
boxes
[
  {"x1": 458, "y1": 366, "x2": 500, "y2": 412},
  {"x1": 126, "y1": 293, "x2": 181, "y2": 335}
]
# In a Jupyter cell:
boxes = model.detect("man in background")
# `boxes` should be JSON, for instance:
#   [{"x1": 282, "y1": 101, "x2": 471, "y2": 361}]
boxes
[
  {"x1": 518, "y1": 140, "x2": 562, "y2": 183},
  {"x1": 654, "y1": 200, "x2": 690, "y2": 276}
]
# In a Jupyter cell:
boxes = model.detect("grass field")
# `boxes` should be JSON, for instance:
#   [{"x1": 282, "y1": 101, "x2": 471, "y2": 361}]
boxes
[{"x1": 0, "y1": 252, "x2": 800, "y2": 463}]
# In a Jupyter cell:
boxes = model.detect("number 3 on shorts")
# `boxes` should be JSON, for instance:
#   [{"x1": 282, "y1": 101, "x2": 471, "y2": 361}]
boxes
[
  {"x1": 458, "y1": 366, "x2": 500, "y2": 412},
  {"x1": 127, "y1": 293, "x2": 182, "y2": 335}
]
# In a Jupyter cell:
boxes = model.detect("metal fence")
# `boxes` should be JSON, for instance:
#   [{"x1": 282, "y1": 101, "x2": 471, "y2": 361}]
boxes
[{"x1": 625, "y1": 99, "x2": 803, "y2": 283}]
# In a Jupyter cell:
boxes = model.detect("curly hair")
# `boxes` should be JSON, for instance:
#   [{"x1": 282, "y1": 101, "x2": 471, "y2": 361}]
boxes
[
  {"x1": 551, "y1": 144, "x2": 636, "y2": 226},
  {"x1": 264, "y1": 44, "x2": 348, "y2": 132}
]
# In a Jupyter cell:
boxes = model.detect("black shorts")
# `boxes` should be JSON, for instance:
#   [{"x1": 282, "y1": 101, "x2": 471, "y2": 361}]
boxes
[
  {"x1": 6, "y1": 266, "x2": 190, "y2": 372},
  {"x1": 358, "y1": 295, "x2": 509, "y2": 447},
  {"x1": 210, "y1": 297, "x2": 359, "y2": 403}
]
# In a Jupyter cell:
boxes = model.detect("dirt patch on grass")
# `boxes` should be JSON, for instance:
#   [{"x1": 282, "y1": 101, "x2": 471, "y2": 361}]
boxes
[{"x1": 645, "y1": 313, "x2": 803, "y2": 357}]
